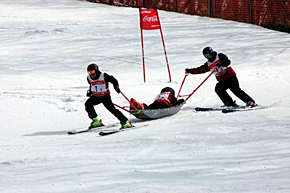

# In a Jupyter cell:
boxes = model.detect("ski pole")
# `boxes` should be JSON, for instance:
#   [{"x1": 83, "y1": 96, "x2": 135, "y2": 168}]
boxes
[
  {"x1": 120, "y1": 91, "x2": 140, "y2": 112},
  {"x1": 185, "y1": 70, "x2": 214, "y2": 101},
  {"x1": 177, "y1": 72, "x2": 188, "y2": 100}
]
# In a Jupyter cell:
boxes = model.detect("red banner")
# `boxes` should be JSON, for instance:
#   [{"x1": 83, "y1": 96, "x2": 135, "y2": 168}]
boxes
[{"x1": 139, "y1": 8, "x2": 161, "y2": 30}]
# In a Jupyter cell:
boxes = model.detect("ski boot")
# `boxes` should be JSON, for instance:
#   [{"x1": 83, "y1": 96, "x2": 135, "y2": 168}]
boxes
[
  {"x1": 223, "y1": 101, "x2": 239, "y2": 108},
  {"x1": 121, "y1": 120, "x2": 132, "y2": 129},
  {"x1": 246, "y1": 100, "x2": 257, "y2": 107},
  {"x1": 130, "y1": 98, "x2": 145, "y2": 110},
  {"x1": 90, "y1": 117, "x2": 103, "y2": 128}
]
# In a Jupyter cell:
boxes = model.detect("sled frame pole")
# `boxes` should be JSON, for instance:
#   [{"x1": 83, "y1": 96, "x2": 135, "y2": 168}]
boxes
[
  {"x1": 113, "y1": 103, "x2": 131, "y2": 113},
  {"x1": 177, "y1": 73, "x2": 188, "y2": 100},
  {"x1": 185, "y1": 70, "x2": 214, "y2": 101},
  {"x1": 120, "y1": 91, "x2": 140, "y2": 112}
]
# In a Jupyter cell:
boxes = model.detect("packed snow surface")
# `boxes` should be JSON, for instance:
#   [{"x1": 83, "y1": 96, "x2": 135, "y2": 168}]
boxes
[{"x1": 1, "y1": 0, "x2": 290, "y2": 192}]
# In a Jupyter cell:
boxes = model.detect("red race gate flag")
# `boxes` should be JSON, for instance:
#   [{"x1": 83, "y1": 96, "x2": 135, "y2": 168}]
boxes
[
  {"x1": 139, "y1": 8, "x2": 172, "y2": 83},
  {"x1": 139, "y1": 9, "x2": 161, "y2": 30}
]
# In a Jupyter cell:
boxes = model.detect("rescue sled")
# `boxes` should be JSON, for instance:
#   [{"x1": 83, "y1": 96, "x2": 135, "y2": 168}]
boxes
[{"x1": 129, "y1": 102, "x2": 185, "y2": 120}]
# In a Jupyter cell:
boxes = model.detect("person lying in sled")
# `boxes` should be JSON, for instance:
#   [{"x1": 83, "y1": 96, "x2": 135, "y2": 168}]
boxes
[{"x1": 130, "y1": 87, "x2": 184, "y2": 110}]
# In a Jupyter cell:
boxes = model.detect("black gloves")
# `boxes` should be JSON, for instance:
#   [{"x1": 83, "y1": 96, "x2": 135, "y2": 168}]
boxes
[
  {"x1": 114, "y1": 86, "x2": 121, "y2": 94},
  {"x1": 86, "y1": 90, "x2": 92, "y2": 97},
  {"x1": 185, "y1": 68, "x2": 191, "y2": 73}
]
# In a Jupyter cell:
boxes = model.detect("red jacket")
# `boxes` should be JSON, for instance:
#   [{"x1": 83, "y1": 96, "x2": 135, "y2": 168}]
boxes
[
  {"x1": 153, "y1": 92, "x2": 177, "y2": 107},
  {"x1": 187, "y1": 52, "x2": 236, "y2": 82}
]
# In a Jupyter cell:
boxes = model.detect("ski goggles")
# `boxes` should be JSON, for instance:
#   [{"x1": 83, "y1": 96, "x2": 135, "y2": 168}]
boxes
[
  {"x1": 204, "y1": 53, "x2": 212, "y2": 59},
  {"x1": 88, "y1": 70, "x2": 96, "y2": 75}
]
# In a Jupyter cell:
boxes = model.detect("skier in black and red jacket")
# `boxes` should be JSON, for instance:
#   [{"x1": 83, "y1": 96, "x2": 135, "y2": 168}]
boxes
[
  {"x1": 185, "y1": 46, "x2": 256, "y2": 107},
  {"x1": 85, "y1": 63, "x2": 132, "y2": 128}
]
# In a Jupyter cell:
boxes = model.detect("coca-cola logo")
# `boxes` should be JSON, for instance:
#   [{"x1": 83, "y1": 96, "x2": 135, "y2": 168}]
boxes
[{"x1": 143, "y1": 15, "x2": 158, "y2": 23}]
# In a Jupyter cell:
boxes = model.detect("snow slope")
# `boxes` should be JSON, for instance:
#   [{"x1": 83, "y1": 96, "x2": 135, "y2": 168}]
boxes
[{"x1": 1, "y1": 0, "x2": 290, "y2": 192}]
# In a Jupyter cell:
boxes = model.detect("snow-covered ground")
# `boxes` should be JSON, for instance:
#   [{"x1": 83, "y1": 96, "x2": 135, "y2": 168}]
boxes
[{"x1": 1, "y1": 0, "x2": 290, "y2": 192}]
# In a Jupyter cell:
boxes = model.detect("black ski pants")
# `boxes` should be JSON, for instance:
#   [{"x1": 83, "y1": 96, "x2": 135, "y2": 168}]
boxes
[
  {"x1": 215, "y1": 75, "x2": 254, "y2": 105},
  {"x1": 85, "y1": 94, "x2": 128, "y2": 124}
]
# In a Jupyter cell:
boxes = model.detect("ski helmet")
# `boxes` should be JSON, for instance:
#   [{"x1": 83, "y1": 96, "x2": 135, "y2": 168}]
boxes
[
  {"x1": 161, "y1": 87, "x2": 175, "y2": 96},
  {"x1": 87, "y1": 63, "x2": 99, "y2": 73},
  {"x1": 202, "y1": 46, "x2": 214, "y2": 58}
]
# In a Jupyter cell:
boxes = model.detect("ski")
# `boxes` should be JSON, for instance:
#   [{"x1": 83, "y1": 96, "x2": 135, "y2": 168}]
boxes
[
  {"x1": 99, "y1": 124, "x2": 149, "y2": 136},
  {"x1": 195, "y1": 107, "x2": 223, "y2": 112},
  {"x1": 195, "y1": 105, "x2": 265, "y2": 113},
  {"x1": 99, "y1": 130, "x2": 122, "y2": 136},
  {"x1": 68, "y1": 123, "x2": 118, "y2": 135},
  {"x1": 222, "y1": 105, "x2": 265, "y2": 113},
  {"x1": 68, "y1": 127, "x2": 92, "y2": 135}
]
